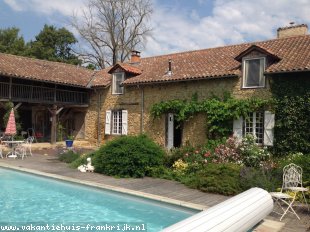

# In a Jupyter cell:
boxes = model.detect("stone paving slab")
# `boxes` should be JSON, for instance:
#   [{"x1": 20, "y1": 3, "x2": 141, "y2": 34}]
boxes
[{"x1": 0, "y1": 152, "x2": 309, "y2": 231}]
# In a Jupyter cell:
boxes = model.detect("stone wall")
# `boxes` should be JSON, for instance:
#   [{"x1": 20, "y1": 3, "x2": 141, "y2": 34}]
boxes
[
  {"x1": 85, "y1": 74, "x2": 272, "y2": 147},
  {"x1": 142, "y1": 76, "x2": 271, "y2": 147},
  {"x1": 277, "y1": 24, "x2": 308, "y2": 38}
]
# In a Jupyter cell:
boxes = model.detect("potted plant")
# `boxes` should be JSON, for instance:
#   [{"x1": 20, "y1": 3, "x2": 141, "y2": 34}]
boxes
[{"x1": 65, "y1": 135, "x2": 74, "y2": 148}]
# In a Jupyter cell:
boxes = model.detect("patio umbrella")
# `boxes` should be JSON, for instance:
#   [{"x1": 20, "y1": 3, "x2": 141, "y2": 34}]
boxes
[{"x1": 5, "y1": 108, "x2": 17, "y2": 138}]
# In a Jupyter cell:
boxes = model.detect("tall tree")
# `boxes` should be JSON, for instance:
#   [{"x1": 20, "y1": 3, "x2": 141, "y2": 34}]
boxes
[
  {"x1": 71, "y1": 0, "x2": 152, "y2": 69},
  {"x1": 27, "y1": 25, "x2": 81, "y2": 65},
  {"x1": 0, "y1": 27, "x2": 26, "y2": 55}
]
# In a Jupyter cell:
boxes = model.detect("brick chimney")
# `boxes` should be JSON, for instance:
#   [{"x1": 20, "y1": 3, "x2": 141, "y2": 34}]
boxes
[
  {"x1": 277, "y1": 23, "x2": 308, "y2": 38},
  {"x1": 130, "y1": 50, "x2": 141, "y2": 64}
]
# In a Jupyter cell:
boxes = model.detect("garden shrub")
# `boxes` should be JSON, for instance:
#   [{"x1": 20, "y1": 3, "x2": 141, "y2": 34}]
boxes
[
  {"x1": 58, "y1": 150, "x2": 80, "y2": 163},
  {"x1": 238, "y1": 135, "x2": 271, "y2": 167},
  {"x1": 165, "y1": 139, "x2": 226, "y2": 168},
  {"x1": 93, "y1": 135, "x2": 165, "y2": 178},
  {"x1": 172, "y1": 159, "x2": 188, "y2": 174},
  {"x1": 164, "y1": 143, "x2": 195, "y2": 167},
  {"x1": 213, "y1": 136, "x2": 241, "y2": 164},
  {"x1": 147, "y1": 166, "x2": 175, "y2": 180},
  {"x1": 181, "y1": 163, "x2": 242, "y2": 195},
  {"x1": 239, "y1": 166, "x2": 281, "y2": 192}
]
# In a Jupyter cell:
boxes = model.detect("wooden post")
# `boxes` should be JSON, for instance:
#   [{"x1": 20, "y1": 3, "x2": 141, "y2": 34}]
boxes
[
  {"x1": 9, "y1": 77, "x2": 12, "y2": 100},
  {"x1": 51, "y1": 104, "x2": 57, "y2": 144}
]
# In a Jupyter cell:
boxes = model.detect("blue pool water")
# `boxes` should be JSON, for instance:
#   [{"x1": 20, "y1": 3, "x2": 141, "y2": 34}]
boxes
[{"x1": 0, "y1": 168, "x2": 197, "y2": 231}]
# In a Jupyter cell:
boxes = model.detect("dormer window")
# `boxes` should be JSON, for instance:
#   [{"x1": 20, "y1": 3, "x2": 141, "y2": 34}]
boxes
[
  {"x1": 242, "y1": 57, "x2": 265, "y2": 88},
  {"x1": 112, "y1": 72, "x2": 125, "y2": 94}
]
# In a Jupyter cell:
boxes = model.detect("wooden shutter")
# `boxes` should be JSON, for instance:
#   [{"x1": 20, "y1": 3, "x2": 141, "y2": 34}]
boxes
[
  {"x1": 105, "y1": 110, "x2": 111, "y2": 135},
  {"x1": 122, "y1": 110, "x2": 128, "y2": 135},
  {"x1": 233, "y1": 116, "x2": 243, "y2": 141},
  {"x1": 167, "y1": 113, "x2": 174, "y2": 149},
  {"x1": 264, "y1": 111, "x2": 275, "y2": 146}
]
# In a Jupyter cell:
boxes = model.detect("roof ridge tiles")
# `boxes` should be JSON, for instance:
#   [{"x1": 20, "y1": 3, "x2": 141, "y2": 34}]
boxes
[
  {"x1": 0, "y1": 52, "x2": 93, "y2": 70},
  {"x1": 137, "y1": 34, "x2": 310, "y2": 61}
]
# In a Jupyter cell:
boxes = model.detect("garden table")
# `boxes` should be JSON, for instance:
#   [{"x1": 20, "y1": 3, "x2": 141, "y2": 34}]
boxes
[{"x1": 2, "y1": 140, "x2": 25, "y2": 158}]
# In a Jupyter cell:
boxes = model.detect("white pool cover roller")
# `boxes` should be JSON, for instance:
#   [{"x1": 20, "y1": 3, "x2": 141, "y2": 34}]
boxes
[{"x1": 162, "y1": 187, "x2": 273, "y2": 232}]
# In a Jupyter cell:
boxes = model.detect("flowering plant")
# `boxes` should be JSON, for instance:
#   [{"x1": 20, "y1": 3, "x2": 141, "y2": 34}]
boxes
[
  {"x1": 238, "y1": 135, "x2": 271, "y2": 167},
  {"x1": 213, "y1": 136, "x2": 241, "y2": 164},
  {"x1": 172, "y1": 159, "x2": 188, "y2": 173}
]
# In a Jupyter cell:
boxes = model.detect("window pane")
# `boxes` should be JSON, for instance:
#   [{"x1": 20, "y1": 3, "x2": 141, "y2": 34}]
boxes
[
  {"x1": 255, "y1": 112, "x2": 264, "y2": 144},
  {"x1": 118, "y1": 111, "x2": 122, "y2": 134},
  {"x1": 113, "y1": 73, "x2": 124, "y2": 94},
  {"x1": 244, "y1": 59, "x2": 264, "y2": 87},
  {"x1": 245, "y1": 59, "x2": 260, "y2": 87},
  {"x1": 244, "y1": 113, "x2": 253, "y2": 136},
  {"x1": 243, "y1": 112, "x2": 264, "y2": 145},
  {"x1": 112, "y1": 110, "x2": 123, "y2": 134}
]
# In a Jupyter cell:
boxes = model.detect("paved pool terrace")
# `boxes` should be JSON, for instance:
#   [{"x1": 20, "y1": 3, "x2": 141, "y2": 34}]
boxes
[{"x1": 0, "y1": 144, "x2": 309, "y2": 232}]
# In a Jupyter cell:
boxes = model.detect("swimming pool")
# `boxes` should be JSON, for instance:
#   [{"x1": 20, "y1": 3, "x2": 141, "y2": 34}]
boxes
[{"x1": 0, "y1": 168, "x2": 197, "y2": 231}]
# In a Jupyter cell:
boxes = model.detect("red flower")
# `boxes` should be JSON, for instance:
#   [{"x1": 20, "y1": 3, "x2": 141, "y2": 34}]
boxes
[{"x1": 204, "y1": 152, "x2": 211, "y2": 157}]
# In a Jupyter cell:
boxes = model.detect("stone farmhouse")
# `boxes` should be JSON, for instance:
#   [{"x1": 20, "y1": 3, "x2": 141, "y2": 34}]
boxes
[{"x1": 0, "y1": 24, "x2": 309, "y2": 148}]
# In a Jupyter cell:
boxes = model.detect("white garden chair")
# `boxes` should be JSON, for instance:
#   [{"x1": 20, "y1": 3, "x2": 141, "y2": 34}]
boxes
[
  {"x1": 270, "y1": 163, "x2": 309, "y2": 221},
  {"x1": 15, "y1": 143, "x2": 26, "y2": 160},
  {"x1": 0, "y1": 145, "x2": 3, "y2": 158},
  {"x1": 22, "y1": 136, "x2": 34, "y2": 156}
]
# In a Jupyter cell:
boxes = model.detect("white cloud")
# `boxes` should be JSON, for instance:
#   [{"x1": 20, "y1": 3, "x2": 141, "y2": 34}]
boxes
[
  {"x1": 4, "y1": 0, "x2": 23, "y2": 11},
  {"x1": 144, "y1": 0, "x2": 310, "y2": 57},
  {"x1": 4, "y1": 0, "x2": 310, "y2": 58},
  {"x1": 3, "y1": 0, "x2": 85, "y2": 16}
]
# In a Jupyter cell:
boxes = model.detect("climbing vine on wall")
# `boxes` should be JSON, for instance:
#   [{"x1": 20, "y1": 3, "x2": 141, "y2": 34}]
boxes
[
  {"x1": 151, "y1": 93, "x2": 270, "y2": 139},
  {"x1": 270, "y1": 73, "x2": 310, "y2": 155}
]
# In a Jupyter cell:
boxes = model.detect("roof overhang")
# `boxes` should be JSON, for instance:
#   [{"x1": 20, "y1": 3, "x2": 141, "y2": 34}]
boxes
[
  {"x1": 108, "y1": 63, "x2": 142, "y2": 75},
  {"x1": 235, "y1": 45, "x2": 281, "y2": 62},
  {"x1": 123, "y1": 74, "x2": 239, "y2": 86}
]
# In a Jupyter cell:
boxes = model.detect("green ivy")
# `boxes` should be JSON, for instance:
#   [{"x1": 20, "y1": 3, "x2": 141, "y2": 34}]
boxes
[
  {"x1": 151, "y1": 94, "x2": 270, "y2": 139},
  {"x1": 270, "y1": 73, "x2": 310, "y2": 155}
]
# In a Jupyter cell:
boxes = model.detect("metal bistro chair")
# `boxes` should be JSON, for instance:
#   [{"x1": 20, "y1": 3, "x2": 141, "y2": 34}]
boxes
[
  {"x1": 270, "y1": 163, "x2": 309, "y2": 221},
  {"x1": 22, "y1": 136, "x2": 34, "y2": 156},
  {"x1": 15, "y1": 143, "x2": 26, "y2": 160},
  {"x1": 0, "y1": 144, "x2": 3, "y2": 158}
]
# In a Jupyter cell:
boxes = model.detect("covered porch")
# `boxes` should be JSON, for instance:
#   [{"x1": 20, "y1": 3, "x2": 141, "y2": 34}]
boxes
[{"x1": 0, "y1": 75, "x2": 91, "y2": 143}]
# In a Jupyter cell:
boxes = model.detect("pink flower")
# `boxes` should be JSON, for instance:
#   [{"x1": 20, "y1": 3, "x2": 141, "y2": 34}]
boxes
[
  {"x1": 204, "y1": 152, "x2": 211, "y2": 157},
  {"x1": 195, "y1": 150, "x2": 199, "y2": 154}
]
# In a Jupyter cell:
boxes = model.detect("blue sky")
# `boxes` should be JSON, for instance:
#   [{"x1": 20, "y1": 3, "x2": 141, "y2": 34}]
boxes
[{"x1": 1, "y1": 0, "x2": 310, "y2": 57}]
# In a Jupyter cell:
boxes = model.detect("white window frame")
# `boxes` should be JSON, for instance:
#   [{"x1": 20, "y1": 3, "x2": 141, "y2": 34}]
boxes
[
  {"x1": 112, "y1": 72, "x2": 125, "y2": 95},
  {"x1": 106, "y1": 110, "x2": 128, "y2": 135},
  {"x1": 233, "y1": 111, "x2": 275, "y2": 146},
  {"x1": 112, "y1": 110, "x2": 123, "y2": 135},
  {"x1": 242, "y1": 57, "x2": 266, "y2": 88},
  {"x1": 243, "y1": 112, "x2": 264, "y2": 145}
]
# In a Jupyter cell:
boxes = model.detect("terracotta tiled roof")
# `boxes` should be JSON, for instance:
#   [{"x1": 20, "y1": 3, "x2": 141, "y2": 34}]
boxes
[
  {"x1": 0, "y1": 53, "x2": 95, "y2": 87},
  {"x1": 1, "y1": 34, "x2": 309, "y2": 88},
  {"x1": 119, "y1": 35, "x2": 310, "y2": 85},
  {"x1": 91, "y1": 69, "x2": 112, "y2": 87},
  {"x1": 108, "y1": 63, "x2": 142, "y2": 75},
  {"x1": 234, "y1": 45, "x2": 281, "y2": 62}
]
